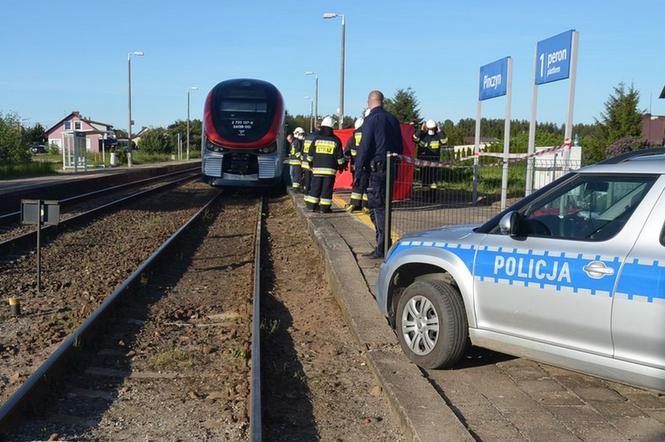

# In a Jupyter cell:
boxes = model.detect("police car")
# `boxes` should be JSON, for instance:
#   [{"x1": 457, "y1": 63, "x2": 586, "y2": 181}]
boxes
[{"x1": 377, "y1": 149, "x2": 665, "y2": 392}]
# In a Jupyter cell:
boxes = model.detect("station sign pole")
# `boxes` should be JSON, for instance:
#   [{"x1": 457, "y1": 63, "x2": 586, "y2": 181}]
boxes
[
  {"x1": 562, "y1": 31, "x2": 579, "y2": 173},
  {"x1": 472, "y1": 100, "x2": 481, "y2": 205},
  {"x1": 475, "y1": 56, "x2": 511, "y2": 207},
  {"x1": 525, "y1": 45, "x2": 539, "y2": 196},
  {"x1": 500, "y1": 58, "x2": 513, "y2": 210},
  {"x1": 526, "y1": 29, "x2": 578, "y2": 195}
]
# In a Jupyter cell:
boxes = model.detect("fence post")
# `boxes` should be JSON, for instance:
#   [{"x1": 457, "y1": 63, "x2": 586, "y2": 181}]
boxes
[{"x1": 384, "y1": 151, "x2": 393, "y2": 257}]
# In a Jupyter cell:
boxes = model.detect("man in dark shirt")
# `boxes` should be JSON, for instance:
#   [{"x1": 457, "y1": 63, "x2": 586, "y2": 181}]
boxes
[{"x1": 355, "y1": 90, "x2": 403, "y2": 259}]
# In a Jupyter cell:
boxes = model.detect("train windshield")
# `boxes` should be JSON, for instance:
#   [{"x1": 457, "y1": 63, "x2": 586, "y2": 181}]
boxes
[{"x1": 211, "y1": 81, "x2": 277, "y2": 143}]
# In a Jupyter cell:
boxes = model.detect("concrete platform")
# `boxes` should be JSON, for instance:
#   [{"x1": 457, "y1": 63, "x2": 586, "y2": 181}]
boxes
[
  {"x1": 292, "y1": 189, "x2": 665, "y2": 442},
  {"x1": 0, "y1": 160, "x2": 200, "y2": 194},
  {"x1": 0, "y1": 160, "x2": 200, "y2": 214}
]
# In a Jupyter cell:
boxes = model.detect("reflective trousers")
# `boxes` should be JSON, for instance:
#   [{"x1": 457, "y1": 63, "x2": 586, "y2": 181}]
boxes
[
  {"x1": 349, "y1": 169, "x2": 369, "y2": 209},
  {"x1": 302, "y1": 168, "x2": 312, "y2": 193},
  {"x1": 290, "y1": 164, "x2": 302, "y2": 189},
  {"x1": 305, "y1": 174, "x2": 335, "y2": 213}
]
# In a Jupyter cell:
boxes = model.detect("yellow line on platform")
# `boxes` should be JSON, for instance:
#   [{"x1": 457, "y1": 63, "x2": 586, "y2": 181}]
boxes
[{"x1": 332, "y1": 194, "x2": 399, "y2": 242}]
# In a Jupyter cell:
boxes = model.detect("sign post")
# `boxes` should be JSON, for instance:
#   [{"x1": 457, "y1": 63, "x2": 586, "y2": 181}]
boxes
[
  {"x1": 475, "y1": 56, "x2": 512, "y2": 209},
  {"x1": 526, "y1": 30, "x2": 579, "y2": 195},
  {"x1": 21, "y1": 200, "x2": 60, "y2": 295}
]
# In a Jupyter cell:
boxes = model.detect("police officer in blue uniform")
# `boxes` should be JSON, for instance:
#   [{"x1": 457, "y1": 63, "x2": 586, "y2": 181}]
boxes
[{"x1": 355, "y1": 90, "x2": 403, "y2": 259}]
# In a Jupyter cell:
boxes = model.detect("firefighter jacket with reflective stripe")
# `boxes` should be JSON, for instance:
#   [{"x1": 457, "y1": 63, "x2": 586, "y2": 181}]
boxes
[
  {"x1": 306, "y1": 130, "x2": 345, "y2": 176},
  {"x1": 301, "y1": 135, "x2": 316, "y2": 170},
  {"x1": 413, "y1": 130, "x2": 448, "y2": 160},
  {"x1": 289, "y1": 138, "x2": 303, "y2": 165},
  {"x1": 343, "y1": 129, "x2": 363, "y2": 161}
]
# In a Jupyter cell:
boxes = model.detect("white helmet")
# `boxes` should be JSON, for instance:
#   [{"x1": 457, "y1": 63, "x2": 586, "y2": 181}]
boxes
[
  {"x1": 354, "y1": 117, "x2": 364, "y2": 130},
  {"x1": 321, "y1": 116, "x2": 334, "y2": 128},
  {"x1": 425, "y1": 119, "x2": 437, "y2": 129},
  {"x1": 293, "y1": 127, "x2": 305, "y2": 136}
]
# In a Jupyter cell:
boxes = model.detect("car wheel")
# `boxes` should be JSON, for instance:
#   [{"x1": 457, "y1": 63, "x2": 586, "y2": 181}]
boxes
[{"x1": 395, "y1": 280, "x2": 468, "y2": 369}]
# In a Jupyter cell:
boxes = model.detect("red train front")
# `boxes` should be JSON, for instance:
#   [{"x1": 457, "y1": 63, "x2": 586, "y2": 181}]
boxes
[{"x1": 201, "y1": 78, "x2": 286, "y2": 187}]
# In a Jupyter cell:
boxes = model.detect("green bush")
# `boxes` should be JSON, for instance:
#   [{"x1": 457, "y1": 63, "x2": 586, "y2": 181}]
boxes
[{"x1": 0, "y1": 112, "x2": 30, "y2": 163}]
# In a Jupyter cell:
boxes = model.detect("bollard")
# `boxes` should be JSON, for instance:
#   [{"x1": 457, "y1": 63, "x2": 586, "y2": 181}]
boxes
[{"x1": 8, "y1": 296, "x2": 20, "y2": 317}]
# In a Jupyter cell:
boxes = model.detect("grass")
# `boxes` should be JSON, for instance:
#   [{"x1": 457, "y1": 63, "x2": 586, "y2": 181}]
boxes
[
  {"x1": 411, "y1": 161, "x2": 529, "y2": 199},
  {"x1": 0, "y1": 161, "x2": 57, "y2": 180},
  {"x1": 261, "y1": 318, "x2": 280, "y2": 336},
  {"x1": 148, "y1": 349, "x2": 192, "y2": 369},
  {"x1": 230, "y1": 347, "x2": 248, "y2": 360}
]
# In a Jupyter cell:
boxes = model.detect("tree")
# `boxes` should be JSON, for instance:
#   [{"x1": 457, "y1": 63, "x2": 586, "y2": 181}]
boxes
[
  {"x1": 23, "y1": 123, "x2": 46, "y2": 146},
  {"x1": 384, "y1": 88, "x2": 421, "y2": 123},
  {"x1": 0, "y1": 112, "x2": 30, "y2": 163},
  {"x1": 582, "y1": 82, "x2": 645, "y2": 163},
  {"x1": 600, "y1": 83, "x2": 644, "y2": 142},
  {"x1": 137, "y1": 127, "x2": 171, "y2": 153},
  {"x1": 166, "y1": 119, "x2": 202, "y2": 152},
  {"x1": 285, "y1": 112, "x2": 313, "y2": 135}
]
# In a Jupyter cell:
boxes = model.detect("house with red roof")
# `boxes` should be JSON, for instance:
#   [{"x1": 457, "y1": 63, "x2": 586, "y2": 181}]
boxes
[{"x1": 45, "y1": 111, "x2": 116, "y2": 153}]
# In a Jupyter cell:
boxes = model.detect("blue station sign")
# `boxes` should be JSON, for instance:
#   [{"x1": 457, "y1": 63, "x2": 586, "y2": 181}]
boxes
[
  {"x1": 479, "y1": 57, "x2": 509, "y2": 101},
  {"x1": 535, "y1": 30, "x2": 574, "y2": 85}
]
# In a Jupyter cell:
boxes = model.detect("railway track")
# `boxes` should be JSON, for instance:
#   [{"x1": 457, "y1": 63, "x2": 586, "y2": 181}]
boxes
[
  {"x1": 0, "y1": 193, "x2": 266, "y2": 440},
  {"x1": 0, "y1": 169, "x2": 202, "y2": 258}
]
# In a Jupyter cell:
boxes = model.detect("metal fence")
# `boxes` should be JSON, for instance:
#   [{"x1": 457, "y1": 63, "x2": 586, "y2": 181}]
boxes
[{"x1": 386, "y1": 153, "x2": 581, "y2": 242}]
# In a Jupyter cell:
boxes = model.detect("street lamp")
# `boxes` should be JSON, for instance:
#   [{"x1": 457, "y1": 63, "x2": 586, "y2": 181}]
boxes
[
  {"x1": 127, "y1": 50, "x2": 144, "y2": 168},
  {"x1": 304, "y1": 71, "x2": 319, "y2": 124},
  {"x1": 323, "y1": 12, "x2": 345, "y2": 129},
  {"x1": 304, "y1": 96, "x2": 314, "y2": 133},
  {"x1": 187, "y1": 86, "x2": 199, "y2": 161}
]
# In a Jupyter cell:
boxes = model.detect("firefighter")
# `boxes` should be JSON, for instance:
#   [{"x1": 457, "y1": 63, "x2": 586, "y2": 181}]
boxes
[
  {"x1": 355, "y1": 90, "x2": 403, "y2": 259},
  {"x1": 288, "y1": 127, "x2": 305, "y2": 191},
  {"x1": 301, "y1": 129, "x2": 316, "y2": 193},
  {"x1": 344, "y1": 116, "x2": 367, "y2": 212},
  {"x1": 412, "y1": 119, "x2": 448, "y2": 190},
  {"x1": 303, "y1": 116, "x2": 345, "y2": 213}
]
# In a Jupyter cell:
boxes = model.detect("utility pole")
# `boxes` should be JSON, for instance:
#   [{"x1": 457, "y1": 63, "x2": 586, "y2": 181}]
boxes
[
  {"x1": 127, "y1": 51, "x2": 144, "y2": 167},
  {"x1": 187, "y1": 86, "x2": 198, "y2": 161},
  {"x1": 323, "y1": 12, "x2": 346, "y2": 129}
]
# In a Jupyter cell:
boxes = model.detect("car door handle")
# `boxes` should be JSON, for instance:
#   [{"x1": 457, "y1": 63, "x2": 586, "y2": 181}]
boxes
[{"x1": 583, "y1": 261, "x2": 615, "y2": 279}]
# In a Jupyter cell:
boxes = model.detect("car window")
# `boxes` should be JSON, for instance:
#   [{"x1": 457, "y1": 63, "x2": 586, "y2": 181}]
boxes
[{"x1": 522, "y1": 174, "x2": 657, "y2": 241}]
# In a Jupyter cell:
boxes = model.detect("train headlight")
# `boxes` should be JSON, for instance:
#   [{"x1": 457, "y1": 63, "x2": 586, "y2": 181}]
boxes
[
  {"x1": 206, "y1": 139, "x2": 224, "y2": 152},
  {"x1": 258, "y1": 142, "x2": 277, "y2": 154}
]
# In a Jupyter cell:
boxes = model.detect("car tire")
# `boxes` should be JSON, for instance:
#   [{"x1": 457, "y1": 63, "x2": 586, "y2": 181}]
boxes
[{"x1": 395, "y1": 280, "x2": 468, "y2": 369}]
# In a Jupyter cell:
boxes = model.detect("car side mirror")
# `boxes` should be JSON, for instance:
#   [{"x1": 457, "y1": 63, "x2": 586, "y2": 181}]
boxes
[{"x1": 499, "y1": 211, "x2": 524, "y2": 238}]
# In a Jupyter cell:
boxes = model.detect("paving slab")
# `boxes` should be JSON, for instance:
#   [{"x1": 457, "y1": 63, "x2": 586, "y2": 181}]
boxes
[{"x1": 292, "y1": 189, "x2": 665, "y2": 442}]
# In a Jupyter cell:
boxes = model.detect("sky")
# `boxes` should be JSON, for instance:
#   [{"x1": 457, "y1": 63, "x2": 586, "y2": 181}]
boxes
[{"x1": 1, "y1": 0, "x2": 664, "y2": 132}]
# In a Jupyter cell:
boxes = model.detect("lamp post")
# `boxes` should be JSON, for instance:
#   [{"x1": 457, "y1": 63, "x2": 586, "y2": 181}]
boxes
[
  {"x1": 304, "y1": 96, "x2": 314, "y2": 133},
  {"x1": 127, "y1": 51, "x2": 144, "y2": 168},
  {"x1": 304, "y1": 71, "x2": 319, "y2": 124},
  {"x1": 187, "y1": 86, "x2": 199, "y2": 161},
  {"x1": 323, "y1": 12, "x2": 345, "y2": 129}
]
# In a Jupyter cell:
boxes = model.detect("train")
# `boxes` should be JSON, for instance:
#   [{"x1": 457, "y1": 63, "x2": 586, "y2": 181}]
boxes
[{"x1": 201, "y1": 78, "x2": 287, "y2": 188}]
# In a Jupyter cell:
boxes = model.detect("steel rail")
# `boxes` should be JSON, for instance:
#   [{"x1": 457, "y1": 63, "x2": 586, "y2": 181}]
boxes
[
  {"x1": 0, "y1": 191, "x2": 221, "y2": 433},
  {"x1": 0, "y1": 172, "x2": 201, "y2": 257},
  {"x1": 250, "y1": 196, "x2": 265, "y2": 442},
  {"x1": 0, "y1": 166, "x2": 200, "y2": 225}
]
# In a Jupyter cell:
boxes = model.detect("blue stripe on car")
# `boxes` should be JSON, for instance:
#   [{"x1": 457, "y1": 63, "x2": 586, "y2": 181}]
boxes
[{"x1": 390, "y1": 241, "x2": 664, "y2": 303}]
